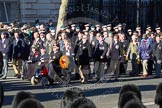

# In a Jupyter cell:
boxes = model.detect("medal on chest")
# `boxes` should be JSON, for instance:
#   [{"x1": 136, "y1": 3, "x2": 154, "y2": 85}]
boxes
[{"x1": 115, "y1": 45, "x2": 119, "y2": 49}]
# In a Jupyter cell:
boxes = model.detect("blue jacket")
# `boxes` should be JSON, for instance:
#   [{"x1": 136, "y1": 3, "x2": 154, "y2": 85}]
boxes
[{"x1": 138, "y1": 39, "x2": 152, "y2": 60}]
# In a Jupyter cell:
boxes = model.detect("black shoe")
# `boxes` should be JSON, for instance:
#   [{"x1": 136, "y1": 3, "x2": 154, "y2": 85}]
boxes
[
  {"x1": 21, "y1": 77, "x2": 25, "y2": 80},
  {"x1": 17, "y1": 74, "x2": 21, "y2": 78},
  {"x1": 2, "y1": 77, "x2": 6, "y2": 80},
  {"x1": 135, "y1": 73, "x2": 139, "y2": 76},
  {"x1": 48, "y1": 77, "x2": 54, "y2": 85},
  {"x1": 81, "y1": 81, "x2": 88, "y2": 84},
  {"x1": 148, "y1": 73, "x2": 152, "y2": 75},
  {"x1": 0, "y1": 74, "x2": 4, "y2": 78},
  {"x1": 129, "y1": 72, "x2": 135, "y2": 76},
  {"x1": 14, "y1": 74, "x2": 18, "y2": 77},
  {"x1": 114, "y1": 78, "x2": 119, "y2": 81},
  {"x1": 96, "y1": 79, "x2": 100, "y2": 82},
  {"x1": 154, "y1": 76, "x2": 161, "y2": 78},
  {"x1": 80, "y1": 78, "x2": 84, "y2": 82}
]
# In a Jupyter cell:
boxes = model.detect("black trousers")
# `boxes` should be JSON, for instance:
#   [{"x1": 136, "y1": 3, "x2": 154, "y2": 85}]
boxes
[
  {"x1": 119, "y1": 61, "x2": 127, "y2": 75},
  {"x1": 147, "y1": 59, "x2": 154, "y2": 75}
]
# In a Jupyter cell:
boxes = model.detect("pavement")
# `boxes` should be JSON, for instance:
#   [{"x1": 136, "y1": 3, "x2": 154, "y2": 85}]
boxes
[{"x1": 0, "y1": 63, "x2": 161, "y2": 108}]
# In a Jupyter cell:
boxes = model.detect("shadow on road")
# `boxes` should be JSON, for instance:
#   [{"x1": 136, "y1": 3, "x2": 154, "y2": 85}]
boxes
[{"x1": 2, "y1": 79, "x2": 157, "y2": 106}]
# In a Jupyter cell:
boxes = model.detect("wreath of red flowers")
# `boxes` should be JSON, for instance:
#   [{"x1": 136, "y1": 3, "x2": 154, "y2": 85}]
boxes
[{"x1": 59, "y1": 55, "x2": 69, "y2": 69}]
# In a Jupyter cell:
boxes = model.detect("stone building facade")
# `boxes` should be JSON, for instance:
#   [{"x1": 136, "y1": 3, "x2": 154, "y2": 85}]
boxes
[
  {"x1": 20, "y1": 0, "x2": 61, "y2": 23},
  {"x1": 0, "y1": 0, "x2": 61, "y2": 23}
]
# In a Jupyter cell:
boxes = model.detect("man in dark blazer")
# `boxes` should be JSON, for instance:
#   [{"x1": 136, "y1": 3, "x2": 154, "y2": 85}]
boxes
[
  {"x1": 0, "y1": 32, "x2": 10, "y2": 79},
  {"x1": 32, "y1": 31, "x2": 43, "y2": 52},
  {"x1": 12, "y1": 40, "x2": 25, "y2": 79},
  {"x1": 48, "y1": 43, "x2": 63, "y2": 82},
  {"x1": 12, "y1": 31, "x2": 25, "y2": 78},
  {"x1": 119, "y1": 33, "x2": 129, "y2": 75},
  {"x1": 93, "y1": 34, "x2": 108, "y2": 81},
  {"x1": 152, "y1": 36, "x2": 162, "y2": 78},
  {"x1": 73, "y1": 31, "x2": 83, "y2": 80},
  {"x1": 106, "y1": 34, "x2": 122, "y2": 80},
  {"x1": 74, "y1": 31, "x2": 83, "y2": 58}
]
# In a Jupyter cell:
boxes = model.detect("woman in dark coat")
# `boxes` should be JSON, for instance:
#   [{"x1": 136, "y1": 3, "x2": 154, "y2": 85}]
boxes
[{"x1": 76, "y1": 34, "x2": 92, "y2": 83}]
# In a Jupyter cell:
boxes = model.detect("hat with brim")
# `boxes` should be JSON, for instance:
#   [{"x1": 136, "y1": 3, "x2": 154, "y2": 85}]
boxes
[
  {"x1": 35, "y1": 24, "x2": 39, "y2": 27},
  {"x1": 71, "y1": 24, "x2": 76, "y2": 27},
  {"x1": 114, "y1": 26, "x2": 118, "y2": 29},
  {"x1": 107, "y1": 24, "x2": 112, "y2": 27},
  {"x1": 136, "y1": 27, "x2": 141, "y2": 30},
  {"x1": 39, "y1": 30, "x2": 45, "y2": 34},
  {"x1": 13, "y1": 27, "x2": 19, "y2": 31},
  {"x1": 76, "y1": 26, "x2": 80, "y2": 30},
  {"x1": 31, "y1": 45, "x2": 36, "y2": 48},
  {"x1": 65, "y1": 26, "x2": 70, "y2": 29},
  {"x1": 84, "y1": 24, "x2": 90, "y2": 27},
  {"x1": 21, "y1": 24, "x2": 28, "y2": 30},
  {"x1": 102, "y1": 25, "x2": 107, "y2": 28},
  {"x1": 60, "y1": 25, "x2": 65, "y2": 29},
  {"x1": 83, "y1": 30, "x2": 88, "y2": 32},
  {"x1": 39, "y1": 28, "x2": 46, "y2": 33},
  {"x1": 95, "y1": 24, "x2": 100, "y2": 27},
  {"x1": 7, "y1": 26, "x2": 12, "y2": 29},
  {"x1": 89, "y1": 30, "x2": 94, "y2": 33},
  {"x1": 128, "y1": 29, "x2": 132, "y2": 32},
  {"x1": 156, "y1": 27, "x2": 161, "y2": 30},
  {"x1": 50, "y1": 29, "x2": 55, "y2": 33},
  {"x1": 146, "y1": 26, "x2": 151, "y2": 30},
  {"x1": 91, "y1": 26, "x2": 95, "y2": 29},
  {"x1": 9, "y1": 23, "x2": 14, "y2": 26},
  {"x1": 118, "y1": 24, "x2": 122, "y2": 27},
  {"x1": 49, "y1": 27, "x2": 55, "y2": 30}
]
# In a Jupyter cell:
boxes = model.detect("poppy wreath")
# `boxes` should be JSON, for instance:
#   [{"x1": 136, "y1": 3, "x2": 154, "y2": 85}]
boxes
[{"x1": 59, "y1": 55, "x2": 70, "y2": 69}]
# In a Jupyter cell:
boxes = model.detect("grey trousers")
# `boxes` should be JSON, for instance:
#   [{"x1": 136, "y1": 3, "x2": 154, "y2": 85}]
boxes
[
  {"x1": 94, "y1": 61, "x2": 105, "y2": 79},
  {"x1": 106, "y1": 59, "x2": 120, "y2": 78}
]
